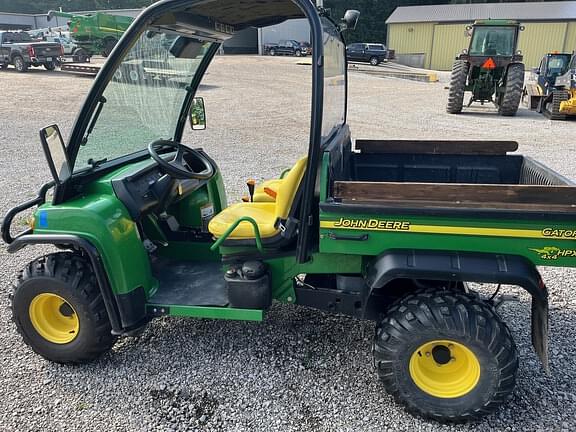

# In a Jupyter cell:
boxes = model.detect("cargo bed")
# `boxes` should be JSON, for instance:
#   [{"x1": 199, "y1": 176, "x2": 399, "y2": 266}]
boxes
[
  {"x1": 332, "y1": 140, "x2": 575, "y2": 214},
  {"x1": 319, "y1": 140, "x2": 576, "y2": 267}
]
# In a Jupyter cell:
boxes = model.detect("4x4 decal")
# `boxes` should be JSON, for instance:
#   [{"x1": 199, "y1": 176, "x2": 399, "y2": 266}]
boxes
[{"x1": 530, "y1": 246, "x2": 576, "y2": 260}]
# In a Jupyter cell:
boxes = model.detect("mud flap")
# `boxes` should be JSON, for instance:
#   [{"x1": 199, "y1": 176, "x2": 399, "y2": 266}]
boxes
[{"x1": 531, "y1": 296, "x2": 549, "y2": 373}]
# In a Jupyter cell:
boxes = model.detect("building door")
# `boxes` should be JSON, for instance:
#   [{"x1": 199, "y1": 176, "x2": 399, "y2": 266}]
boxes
[{"x1": 430, "y1": 24, "x2": 469, "y2": 71}]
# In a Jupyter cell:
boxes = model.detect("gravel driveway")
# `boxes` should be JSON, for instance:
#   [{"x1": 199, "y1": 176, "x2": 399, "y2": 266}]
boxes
[{"x1": 0, "y1": 55, "x2": 575, "y2": 431}]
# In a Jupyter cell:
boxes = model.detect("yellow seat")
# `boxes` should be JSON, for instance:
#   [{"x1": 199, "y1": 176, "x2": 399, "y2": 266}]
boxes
[
  {"x1": 249, "y1": 157, "x2": 307, "y2": 203},
  {"x1": 209, "y1": 157, "x2": 307, "y2": 240}
]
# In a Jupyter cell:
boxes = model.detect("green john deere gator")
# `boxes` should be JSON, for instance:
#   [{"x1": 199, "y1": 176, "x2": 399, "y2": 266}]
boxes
[
  {"x1": 447, "y1": 20, "x2": 525, "y2": 116},
  {"x1": 3, "y1": 0, "x2": 575, "y2": 423}
]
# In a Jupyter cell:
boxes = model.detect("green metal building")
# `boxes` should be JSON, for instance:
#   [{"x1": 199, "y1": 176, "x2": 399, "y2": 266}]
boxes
[{"x1": 386, "y1": 1, "x2": 576, "y2": 70}]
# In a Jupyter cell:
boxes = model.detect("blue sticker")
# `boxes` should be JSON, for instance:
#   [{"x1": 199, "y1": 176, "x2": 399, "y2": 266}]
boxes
[{"x1": 38, "y1": 210, "x2": 48, "y2": 228}]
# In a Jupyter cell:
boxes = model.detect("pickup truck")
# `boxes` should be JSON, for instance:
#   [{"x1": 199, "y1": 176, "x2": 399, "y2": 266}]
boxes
[
  {"x1": 43, "y1": 35, "x2": 91, "y2": 63},
  {"x1": 0, "y1": 31, "x2": 63, "y2": 72},
  {"x1": 265, "y1": 39, "x2": 308, "y2": 57},
  {"x1": 346, "y1": 42, "x2": 388, "y2": 66}
]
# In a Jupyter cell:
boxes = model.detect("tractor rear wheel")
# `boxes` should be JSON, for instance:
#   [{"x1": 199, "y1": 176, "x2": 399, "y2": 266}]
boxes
[
  {"x1": 498, "y1": 63, "x2": 524, "y2": 116},
  {"x1": 10, "y1": 253, "x2": 116, "y2": 364},
  {"x1": 373, "y1": 288, "x2": 518, "y2": 422},
  {"x1": 544, "y1": 90, "x2": 570, "y2": 120},
  {"x1": 446, "y1": 60, "x2": 468, "y2": 114}
]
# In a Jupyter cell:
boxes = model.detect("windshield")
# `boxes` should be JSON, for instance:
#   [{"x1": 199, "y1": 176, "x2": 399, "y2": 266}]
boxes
[
  {"x1": 74, "y1": 30, "x2": 213, "y2": 171},
  {"x1": 546, "y1": 55, "x2": 571, "y2": 77},
  {"x1": 321, "y1": 17, "x2": 346, "y2": 141},
  {"x1": 469, "y1": 26, "x2": 516, "y2": 56}
]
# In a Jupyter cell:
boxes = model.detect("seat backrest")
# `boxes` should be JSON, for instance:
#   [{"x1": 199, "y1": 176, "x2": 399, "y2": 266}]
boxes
[{"x1": 275, "y1": 157, "x2": 308, "y2": 220}]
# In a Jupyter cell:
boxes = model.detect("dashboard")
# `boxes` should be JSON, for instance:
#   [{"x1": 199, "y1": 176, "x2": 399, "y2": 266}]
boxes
[{"x1": 111, "y1": 158, "x2": 206, "y2": 220}]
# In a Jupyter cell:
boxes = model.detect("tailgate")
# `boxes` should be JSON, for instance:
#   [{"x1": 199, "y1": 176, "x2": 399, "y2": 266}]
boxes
[{"x1": 32, "y1": 43, "x2": 61, "y2": 57}]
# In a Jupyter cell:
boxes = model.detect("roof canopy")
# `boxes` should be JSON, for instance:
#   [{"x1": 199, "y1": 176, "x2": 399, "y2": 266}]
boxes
[
  {"x1": 386, "y1": 1, "x2": 576, "y2": 24},
  {"x1": 186, "y1": 0, "x2": 304, "y2": 28}
]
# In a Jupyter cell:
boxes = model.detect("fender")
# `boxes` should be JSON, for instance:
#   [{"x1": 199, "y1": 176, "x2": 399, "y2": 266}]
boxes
[
  {"x1": 366, "y1": 249, "x2": 549, "y2": 371},
  {"x1": 7, "y1": 234, "x2": 148, "y2": 336}
]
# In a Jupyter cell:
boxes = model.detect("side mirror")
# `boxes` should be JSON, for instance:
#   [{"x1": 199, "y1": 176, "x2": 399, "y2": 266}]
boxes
[
  {"x1": 340, "y1": 10, "x2": 360, "y2": 31},
  {"x1": 39, "y1": 125, "x2": 71, "y2": 184},
  {"x1": 189, "y1": 97, "x2": 206, "y2": 130},
  {"x1": 533, "y1": 68, "x2": 540, "y2": 75}
]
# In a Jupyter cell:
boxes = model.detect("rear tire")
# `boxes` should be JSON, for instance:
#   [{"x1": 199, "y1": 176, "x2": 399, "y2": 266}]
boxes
[
  {"x1": 369, "y1": 56, "x2": 380, "y2": 66},
  {"x1": 498, "y1": 63, "x2": 524, "y2": 116},
  {"x1": 43, "y1": 62, "x2": 56, "y2": 71},
  {"x1": 10, "y1": 253, "x2": 116, "y2": 364},
  {"x1": 446, "y1": 60, "x2": 469, "y2": 114},
  {"x1": 373, "y1": 288, "x2": 518, "y2": 422},
  {"x1": 269, "y1": 48, "x2": 276, "y2": 56},
  {"x1": 13, "y1": 55, "x2": 27, "y2": 73}
]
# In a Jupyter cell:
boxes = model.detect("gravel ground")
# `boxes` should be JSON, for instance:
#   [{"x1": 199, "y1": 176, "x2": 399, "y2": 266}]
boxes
[{"x1": 1, "y1": 55, "x2": 576, "y2": 431}]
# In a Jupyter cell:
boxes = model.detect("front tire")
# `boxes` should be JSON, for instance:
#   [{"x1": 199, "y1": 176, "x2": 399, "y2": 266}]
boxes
[
  {"x1": 11, "y1": 253, "x2": 116, "y2": 364},
  {"x1": 74, "y1": 48, "x2": 89, "y2": 63},
  {"x1": 374, "y1": 289, "x2": 518, "y2": 422},
  {"x1": 101, "y1": 39, "x2": 117, "y2": 57},
  {"x1": 269, "y1": 48, "x2": 276, "y2": 56},
  {"x1": 446, "y1": 60, "x2": 469, "y2": 114}
]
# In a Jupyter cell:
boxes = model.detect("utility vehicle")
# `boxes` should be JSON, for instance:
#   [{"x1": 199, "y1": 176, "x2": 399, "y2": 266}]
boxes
[
  {"x1": 2, "y1": 0, "x2": 575, "y2": 423},
  {"x1": 523, "y1": 51, "x2": 576, "y2": 120},
  {"x1": 447, "y1": 20, "x2": 525, "y2": 116}
]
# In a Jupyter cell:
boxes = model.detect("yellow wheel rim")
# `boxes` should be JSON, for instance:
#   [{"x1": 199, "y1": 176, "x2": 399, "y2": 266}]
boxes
[
  {"x1": 29, "y1": 293, "x2": 79, "y2": 344},
  {"x1": 409, "y1": 339, "x2": 480, "y2": 398}
]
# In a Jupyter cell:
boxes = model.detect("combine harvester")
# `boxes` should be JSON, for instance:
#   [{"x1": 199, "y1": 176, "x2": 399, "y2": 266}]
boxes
[
  {"x1": 523, "y1": 52, "x2": 576, "y2": 120},
  {"x1": 47, "y1": 10, "x2": 134, "y2": 58}
]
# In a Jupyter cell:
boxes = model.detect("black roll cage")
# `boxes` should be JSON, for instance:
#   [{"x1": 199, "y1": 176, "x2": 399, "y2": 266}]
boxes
[{"x1": 56, "y1": 0, "x2": 346, "y2": 263}]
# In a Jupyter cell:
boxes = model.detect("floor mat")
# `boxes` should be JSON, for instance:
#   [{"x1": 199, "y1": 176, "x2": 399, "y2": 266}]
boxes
[{"x1": 148, "y1": 258, "x2": 228, "y2": 306}]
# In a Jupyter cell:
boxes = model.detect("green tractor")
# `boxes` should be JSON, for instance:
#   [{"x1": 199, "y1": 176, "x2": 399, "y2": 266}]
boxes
[
  {"x1": 3, "y1": 0, "x2": 573, "y2": 423},
  {"x1": 447, "y1": 20, "x2": 525, "y2": 116},
  {"x1": 47, "y1": 10, "x2": 134, "y2": 57}
]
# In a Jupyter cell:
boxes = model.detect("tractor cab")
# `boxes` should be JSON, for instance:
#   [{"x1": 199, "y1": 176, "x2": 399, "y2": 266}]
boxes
[{"x1": 468, "y1": 22, "x2": 516, "y2": 58}]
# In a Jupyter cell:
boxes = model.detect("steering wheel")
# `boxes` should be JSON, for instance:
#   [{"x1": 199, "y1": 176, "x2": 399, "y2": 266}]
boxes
[{"x1": 148, "y1": 139, "x2": 214, "y2": 180}]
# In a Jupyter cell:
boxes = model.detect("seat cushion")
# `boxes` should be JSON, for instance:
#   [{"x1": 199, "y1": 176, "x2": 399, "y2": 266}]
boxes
[{"x1": 208, "y1": 203, "x2": 278, "y2": 239}]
